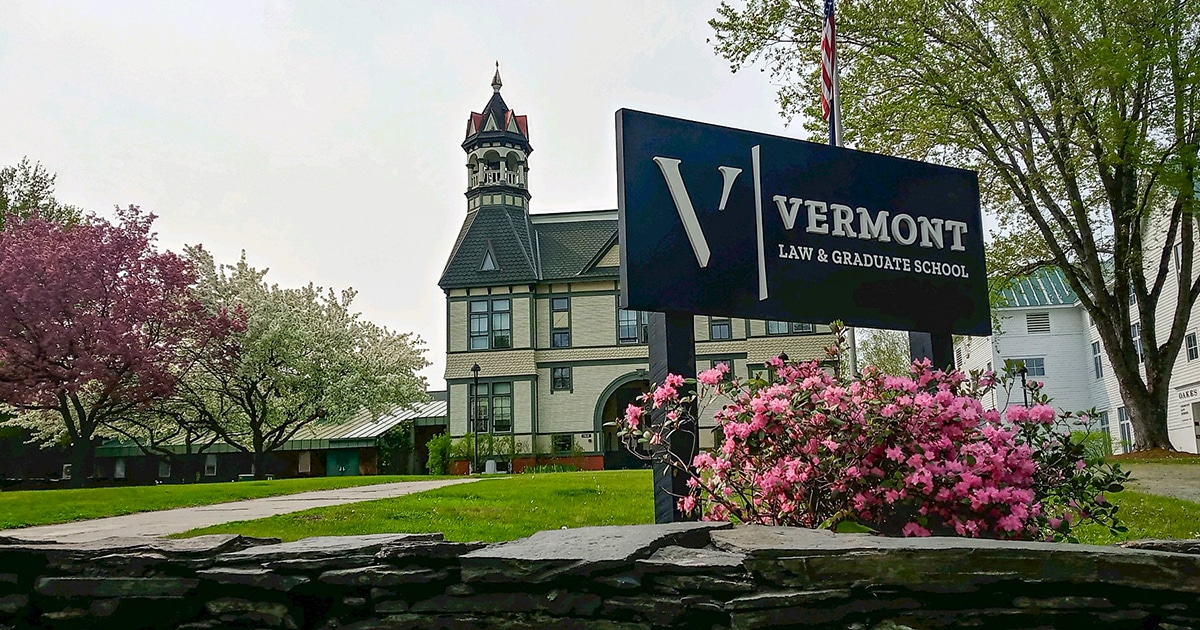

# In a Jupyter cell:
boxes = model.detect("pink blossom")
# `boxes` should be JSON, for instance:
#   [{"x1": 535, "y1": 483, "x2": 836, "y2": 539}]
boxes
[{"x1": 902, "y1": 522, "x2": 931, "y2": 537}]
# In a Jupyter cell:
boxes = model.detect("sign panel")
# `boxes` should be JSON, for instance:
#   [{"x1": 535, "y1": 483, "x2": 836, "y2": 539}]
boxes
[{"x1": 617, "y1": 109, "x2": 991, "y2": 336}]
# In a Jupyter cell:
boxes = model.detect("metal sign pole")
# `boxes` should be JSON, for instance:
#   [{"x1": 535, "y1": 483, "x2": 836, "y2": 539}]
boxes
[
  {"x1": 647, "y1": 311, "x2": 698, "y2": 523},
  {"x1": 908, "y1": 331, "x2": 954, "y2": 369}
]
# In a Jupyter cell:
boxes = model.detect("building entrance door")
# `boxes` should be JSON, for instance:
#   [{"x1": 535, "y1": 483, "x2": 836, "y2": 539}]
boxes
[
  {"x1": 600, "y1": 379, "x2": 651, "y2": 470},
  {"x1": 326, "y1": 449, "x2": 359, "y2": 477}
]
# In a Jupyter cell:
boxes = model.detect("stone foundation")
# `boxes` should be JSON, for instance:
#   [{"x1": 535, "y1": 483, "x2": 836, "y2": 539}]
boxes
[{"x1": 1, "y1": 524, "x2": 1198, "y2": 629}]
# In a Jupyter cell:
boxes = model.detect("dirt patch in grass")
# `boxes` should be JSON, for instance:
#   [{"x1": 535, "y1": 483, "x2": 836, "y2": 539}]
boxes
[{"x1": 1108, "y1": 448, "x2": 1200, "y2": 465}]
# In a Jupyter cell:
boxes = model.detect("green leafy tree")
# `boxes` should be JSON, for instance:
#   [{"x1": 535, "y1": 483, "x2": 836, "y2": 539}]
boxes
[
  {"x1": 710, "y1": 0, "x2": 1199, "y2": 450},
  {"x1": 173, "y1": 247, "x2": 430, "y2": 478},
  {"x1": 0, "y1": 158, "x2": 81, "y2": 228},
  {"x1": 858, "y1": 329, "x2": 912, "y2": 376}
]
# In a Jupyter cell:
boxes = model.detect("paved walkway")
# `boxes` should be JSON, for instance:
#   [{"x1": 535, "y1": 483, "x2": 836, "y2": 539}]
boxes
[
  {"x1": 0, "y1": 478, "x2": 480, "y2": 543},
  {"x1": 1124, "y1": 464, "x2": 1200, "y2": 504}
]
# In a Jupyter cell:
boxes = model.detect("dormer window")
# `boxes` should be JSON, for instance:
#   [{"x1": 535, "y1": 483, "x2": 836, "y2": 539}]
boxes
[{"x1": 481, "y1": 241, "x2": 499, "y2": 272}]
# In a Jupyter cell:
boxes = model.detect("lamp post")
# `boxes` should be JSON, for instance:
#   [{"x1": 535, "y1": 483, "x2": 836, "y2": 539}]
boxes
[
  {"x1": 1018, "y1": 364, "x2": 1029, "y2": 408},
  {"x1": 471, "y1": 363, "x2": 481, "y2": 475}
]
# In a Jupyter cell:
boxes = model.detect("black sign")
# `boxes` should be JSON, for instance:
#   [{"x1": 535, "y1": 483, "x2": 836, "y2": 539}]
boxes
[{"x1": 617, "y1": 109, "x2": 991, "y2": 336}]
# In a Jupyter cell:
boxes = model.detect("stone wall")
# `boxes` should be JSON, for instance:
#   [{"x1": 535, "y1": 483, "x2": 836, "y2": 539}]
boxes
[{"x1": 1, "y1": 523, "x2": 1199, "y2": 629}]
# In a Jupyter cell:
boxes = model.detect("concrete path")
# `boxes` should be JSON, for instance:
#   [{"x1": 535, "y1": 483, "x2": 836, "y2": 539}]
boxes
[
  {"x1": 1124, "y1": 464, "x2": 1200, "y2": 504},
  {"x1": 0, "y1": 478, "x2": 480, "y2": 544}
]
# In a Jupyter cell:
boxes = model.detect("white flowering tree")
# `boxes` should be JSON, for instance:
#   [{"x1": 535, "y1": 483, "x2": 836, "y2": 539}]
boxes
[{"x1": 169, "y1": 247, "x2": 430, "y2": 478}]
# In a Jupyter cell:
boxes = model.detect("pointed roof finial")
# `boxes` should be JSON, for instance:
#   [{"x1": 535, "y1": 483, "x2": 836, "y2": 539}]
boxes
[{"x1": 492, "y1": 61, "x2": 502, "y2": 92}]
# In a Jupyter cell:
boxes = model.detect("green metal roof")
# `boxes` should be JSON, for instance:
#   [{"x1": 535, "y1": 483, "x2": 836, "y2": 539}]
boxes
[{"x1": 998, "y1": 267, "x2": 1080, "y2": 307}]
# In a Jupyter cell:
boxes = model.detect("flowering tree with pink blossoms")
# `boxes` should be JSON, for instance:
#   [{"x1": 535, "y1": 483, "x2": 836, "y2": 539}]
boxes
[
  {"x1": 619, "y1": 327, "x2": 1128, "y2": 541},
  {"x1": 0, "y1": 208, "x2": 230, "y2": 486}
]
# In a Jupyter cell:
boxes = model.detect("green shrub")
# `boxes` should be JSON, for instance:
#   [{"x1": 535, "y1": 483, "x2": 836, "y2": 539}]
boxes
[
  {"x1": 1071, "y1": 430, "x2": 1113, "y2": 462},
  {"x1": 426, "y1": 433, "x2": 452, "y2": 475}
]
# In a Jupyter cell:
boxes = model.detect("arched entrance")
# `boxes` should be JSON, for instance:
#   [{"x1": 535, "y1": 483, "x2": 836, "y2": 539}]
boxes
[{"x1": 594, "y1": 373, "x2": 651, "y2": 470}]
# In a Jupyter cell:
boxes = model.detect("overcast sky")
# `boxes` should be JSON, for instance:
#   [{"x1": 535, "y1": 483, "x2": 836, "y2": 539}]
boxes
[{"x1": 0, "y1": 1, "x2": 817, "y2": 389}]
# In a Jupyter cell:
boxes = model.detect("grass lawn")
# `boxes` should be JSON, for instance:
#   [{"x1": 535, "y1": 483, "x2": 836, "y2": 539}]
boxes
[
  {"x1": 1074, "y1": 490, "x2": 1200, "y2": 544},
  {"x1": 0, "y1": 475, "x2": 443, "y2": 530},
  {"x1": 179, "y1": 470, "x2": 655, "y2": 542}
]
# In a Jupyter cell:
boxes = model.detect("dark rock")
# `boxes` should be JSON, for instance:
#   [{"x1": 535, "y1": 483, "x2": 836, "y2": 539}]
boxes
[
  {"x1": 730, "y1": 597, "x2": 920, "y2": 630},
  {"x1": 35, "y1": 576, "x2": 199, "y2": 598},
  {"x1": 1119, "y1": 539, "x2": 1200, "y2": 554},
  {"x1": 264, "y1": 555, "x2": 379, "y2": 572},
  {"x1": 320, "y1": 565, "x2": 448, "y2": 587},
  {"x1": 596, "y1": 572, "x2": 642, "y2": 590},
  {"x1": 0, "y1": 574, "x2": 16, "y2": 585},
  {"x1": 656, "y1": 573, "x2": 755, "y2": 593},
  {"x1": 543, "y1": 590, "x2": 602, "y2": 617},
  {"x1": 638, "y1": 545, "x2": 746, "y2": 573},
  {"x1": 89, "y1": 598, "x2": 120, "y2": 617},
  {"x1": 410, "y1": 592, "x2": 540, "y2": 614},
  {"x1": 41, "y1": 608, "x2": 89, "y2": 622},
  {"x1": 375, "y1": 540, "x2": 486, "y2": 563},
  {"x1": 344, "y1": 596, "x2": 368, "y2": 607},
  {"x1": 726, "y1": 589, "x2": 851, "y2": 611},
  {"x1": 1096, "y1": 609, "x2": 1150, "y2": 622},
  {"x1": 461, "y1": 522, "x2": 729, "y2": 583},
  {"x1": 446, "y1": 583, "x2": 475, "y2": 596},
  {"x1": 1013, "y1": 596, "x2": 1112, "y2": 609},
  {"x1": 0, "y1": 594, "x2": 27, "y2": 614},
  {"x1": 375, "y1": 600, "x2": 409, "y2": 614},
  {"x1": 197, "y1": 567, "x2": 310, "y2": 592},
  {"x1": 205, "y1": 597, "x2": 297, "y2": 629},
  {"x1": 218, "y1": 534, "x2": 442, "y2": 565},
  {"x1": 603, "y1": 595, "x2": 687, "y2": 625}
]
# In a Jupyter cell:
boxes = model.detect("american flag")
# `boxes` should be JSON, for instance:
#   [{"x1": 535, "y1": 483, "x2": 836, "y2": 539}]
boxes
[{"x1": 820, "y1": 0, "x2": 841, "y2": 144}]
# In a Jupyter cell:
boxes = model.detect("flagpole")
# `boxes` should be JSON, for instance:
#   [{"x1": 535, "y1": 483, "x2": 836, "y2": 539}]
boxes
[{"x1": 825, "y1": 0, "x2": 858, "y2": 375}]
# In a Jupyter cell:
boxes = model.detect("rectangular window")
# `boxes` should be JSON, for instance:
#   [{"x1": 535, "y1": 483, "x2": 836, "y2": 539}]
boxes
[
  {"x1": 1026, "y1": 312, "x2": 1051, "y2": 334},
  {"x1": 618, "y1": 309, "x2": 648, "y2": 344},
  {"x1": 1187, "y1": 332, "x2": 1198, "y2": 362},
  {"x1": 1009, "y1": 357, "x2": 1045, "y2": 376},
  {"x1": 710, "y1": 358, "x2": 735, "y2": 377},
  {"x1": 158, "y1": 460, "x2": 171, "y2": 479},
  {"x1": 298, "y1": 451, "x2": 312, "y2": 474},
  {"x1": 491, "y1": 383, "x2": 513, "y2": 432},
  {"x1": 550, "y1": 297, "x2": 570, "y2": 348},
  {"x1": 114, "y1": 458, "x2": 126, "y2": 480},
  {"x1": 1118, "y1": 407, "x2": 1133, "y2": 453},
  {"x1": 469, "y1": 299, "x2": 511, "y2": 350},
  {"x1": 470, "y1": 383, "x2": 489, "y2": 432},
  {"x1": 204, "y1": 454, "x2": 217, "y2": 477},
  {"x1": 1131, "y1": 323, "x2": 1143, "y2": 361},
  {"x1": 1092, "y1": 341, "x2": 1103, "y2": 379},
  {"x1": 469, "y1": 300, "x2": 489, "y2": 350},
  {"x1": 1175, "y1": 242, "x2": 1184, "y2": 279},
  {"x1": 791, "y1": 322, "x2": 815, "y2": 333},
  {"x1": 1097, "y1": 410, "x2": 1110, "y2": 436},
  {"x1": 552, "y1": 434, "x2": 574, "y2": 453},
  {"x1": 551, "y1": 366, "x2": 572, "y2": 391},
  {"x1": 767, "y1": 320, "x2": 789, "y2": 335},
  {"x1": 710, "y1": 317, "x2": 732, "y2": 340}
]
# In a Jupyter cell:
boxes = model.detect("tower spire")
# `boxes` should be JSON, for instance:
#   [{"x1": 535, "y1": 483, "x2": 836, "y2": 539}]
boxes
[{"x1": 492, "y1": 61, "x2": 502, "y2": 92}]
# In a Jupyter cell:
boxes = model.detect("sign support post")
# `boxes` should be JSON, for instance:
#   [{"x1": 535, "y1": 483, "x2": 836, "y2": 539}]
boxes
[
  {"x1": 647, "y1": 312, "x2": 698, "y2": 523},
  {"x1": 908, "y1": 331, "x2": 954, "y2": 369}
]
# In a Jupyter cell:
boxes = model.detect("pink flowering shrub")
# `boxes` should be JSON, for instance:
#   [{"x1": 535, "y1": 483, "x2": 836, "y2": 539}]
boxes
[{"x1": 618, "y1": 328, "x2": 1127, "y2": 541}]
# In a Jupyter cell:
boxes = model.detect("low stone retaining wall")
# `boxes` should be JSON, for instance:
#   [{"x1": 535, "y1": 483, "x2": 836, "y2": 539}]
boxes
[{"x1": 1, "y1": 524, "x2": 1198, "y2": 629}]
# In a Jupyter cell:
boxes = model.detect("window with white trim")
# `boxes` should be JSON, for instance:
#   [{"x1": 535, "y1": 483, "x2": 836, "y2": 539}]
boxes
[
  {"x1": 204, "y1": 454, "x2": 217, "y2": 477},
  {"x1": 1009, "y1": 357, "x2": 1045, "y2": 376},
  {"x1": 1092, "y1": 341, "x2": 1103, "y2": 379},
  {"x1": 1131, "y1": 322, "x2": 1144, "y2": 362}
]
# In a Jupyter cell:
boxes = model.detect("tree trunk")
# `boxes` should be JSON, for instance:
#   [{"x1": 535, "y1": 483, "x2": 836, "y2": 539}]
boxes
[
  {"x1": 1126, "y1": 386, "x2": 1174, "y2": 451},
  {"x1": 67, "y1": 438, "x2": 94, "y2": 488},
  {"x1": 253, "y1": 450, "x2": 267, "y2": 480}
]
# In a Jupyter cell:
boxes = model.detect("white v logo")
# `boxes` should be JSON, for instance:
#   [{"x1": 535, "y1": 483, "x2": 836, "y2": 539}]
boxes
[{"x1": 651, "y1": 157, "x2": 743, "y2": 269}]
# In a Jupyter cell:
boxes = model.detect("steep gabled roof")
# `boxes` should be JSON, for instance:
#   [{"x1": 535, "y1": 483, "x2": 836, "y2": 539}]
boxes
[
  {"x1": 534, "y1": 217, "x2": 618, "y2": 281},
  {"x1": 439, "y1": 206, "x2": 539, "y2": 289}
]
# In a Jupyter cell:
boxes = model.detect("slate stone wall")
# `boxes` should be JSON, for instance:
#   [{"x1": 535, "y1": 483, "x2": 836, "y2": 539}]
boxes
[{"x1": 1, "y1": 524, "x2": 1198, "y2": 629}]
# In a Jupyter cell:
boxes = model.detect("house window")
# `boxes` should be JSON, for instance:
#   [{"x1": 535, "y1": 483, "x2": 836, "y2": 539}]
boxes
[
  {"x1": 1131, "y1": 322, "x2": 1143, "y2": 361},
  {"x1": 469, "y1": 299, "x2": 512, "y2": 350},
  {"x1": 551, "y1": 366, "x2": 572, "y2": 391},
  {"x1": 471, "y1": 382, "x2": 513, "y2": 432},
  {"x1": 1175, "y1": 242, "x2": 1184, "y2": 279},
  {"x1": 298, "y1": 451, "x2": 312, "y2": 474},
  {"x1": 552, "y1": 434, "x2": 574, "y2": 453},
  {"x1": 1097, "y1": 410, "x2": 1110, "y2": 437},
  {"x1": 618, "y1": 309, "x2": 648, "y2": 344},
  {"x1": 1009, "y1": 357, "x2": 1045, "y2": 377},
  {"x1": 768, "y1": 321, "x2": 815, "y2": 335},
  {"x1": 1092, "y1": 341, "x2": 1103, "y2": 379},
  {"x1": 1187, "y1": 333, "x2": 1198, "y2": 362},
  {"x1": 1026, "y1": 312, "x2": 1050, "y2": 334},
  {"x1": 1117, "y1": 407, "x2": 1133, "y2": 453},
  {"x1": 710, "y1": 317, "x2": 732, "y2": 340},
  {"x1": 158, "y1": 460, "x2": 171, "y2": 479},
  {"x1": 114, "y1": 458, "x2": 126, "y2": 480},
  {"x1": 710, "y1": 358, "x2": 735, "y2": 377},
  {"x1": 551, "y1": 297, "x2": 570, "y2": 348},
  {"x1": 204, "y1": 454, "x2": 217, "y2": 477}
]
